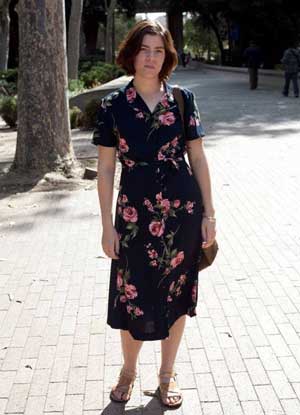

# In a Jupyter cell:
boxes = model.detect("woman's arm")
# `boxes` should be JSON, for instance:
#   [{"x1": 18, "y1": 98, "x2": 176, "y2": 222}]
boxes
[
  {"x1": 186, "y1": 138, "x2": 215, "y2": 216},
  {"x1": 186, "y1": 138, "x2": 216, "y2": 247},
  {"x1": 97, "y1": 145, "x2": 119, "y2": 259}
]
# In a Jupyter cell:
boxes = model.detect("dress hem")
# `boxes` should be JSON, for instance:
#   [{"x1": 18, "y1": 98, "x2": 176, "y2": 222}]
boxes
[{"x1": 107, "y1": 307, "x2": 197, "y2": 341}]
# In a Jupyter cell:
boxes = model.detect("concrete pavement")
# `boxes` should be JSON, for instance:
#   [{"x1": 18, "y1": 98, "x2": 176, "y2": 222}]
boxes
[{"x1": 1, "y1": 68, "x2": 300, "y2": 414}]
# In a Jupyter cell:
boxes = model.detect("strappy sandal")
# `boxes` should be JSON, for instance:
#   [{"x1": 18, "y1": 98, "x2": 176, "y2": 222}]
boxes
[
  {"x1": 109, "y1": 367, "x2": 137, "y2": 403},
  {"x1": 157, "y1": 371, "x2": 183, "y2": 409}
]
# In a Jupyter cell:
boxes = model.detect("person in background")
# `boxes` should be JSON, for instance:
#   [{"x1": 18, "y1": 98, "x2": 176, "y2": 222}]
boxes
[
  {"x1": 243, "y1": 41, "x2": 263, "y2": 89},
  {"x1": 281, "y1": 41, "x2": 300, "y2": 98},
  {"x1": 186, "y1": 51, "x2": 191, "y2": 66}
]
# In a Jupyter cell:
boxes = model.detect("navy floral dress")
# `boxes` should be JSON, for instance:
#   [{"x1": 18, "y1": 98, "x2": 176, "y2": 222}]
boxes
[{"x1": 92, "y1": 79, "x2": 205, "y2": 341}]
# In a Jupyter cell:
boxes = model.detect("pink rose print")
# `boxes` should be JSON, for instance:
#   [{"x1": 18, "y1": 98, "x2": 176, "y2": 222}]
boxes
[
  {"x1": 134, "y1": 307, "x2": 144, "y2": 316},
  {"x1": 148, "y1": 249, "x2": 158, "y2": 259},
  {"x1": 150, "y1": 260, "x2": 158, "y2": 267},
  {"x1": 122, "y1": 195, "x2": 128, "y2": 203},
  {"x1": 156, "y1": 192, "x2": 163, "y2": 202},
  {"x1": 160, "y1": 198, "x2": 171, "y2": 214},
  {"x1": 149, "y1": 220, "x2": 165, "y2": 237},
  {"x1": 161, "y1": 95, "x2": 169, "y2": 108},
  {"x1": 119, "y1": 138, "x2": 129, "y2": 153},
  {"x1": 125, "y1": 283, "x2": 138, "y2": 299},
  {"x1": 170, "y1": 251, "x2": 184, "y2": 268},
  {"x1": 120, "y1": 295, "x2": 127, "y2": 303},
  {"x1": 124, "y1": 159, "x2": 135, "y2": 168},
  {"x1": 126, "y1": 87, "x2": 136, "y2": 103},
  {"x1": 189, "y1": 115, "x2": 200, "y2": 126},
  {"x1": 171, "y1": 136, "x2": 178, "y2": 146},
  {"x1": 143, "y1": 198, "x2": 154, "y2": 212},
  {"x1": 158, "y1": 151, "x2": 165, "y2": 161},
  {"x1": 158, "y1": 111, "x2": 176, "y2": 126},
  {"x1": 127, "y1": 305, "x2": 133, "y2": 313},
  {"x1": 185, "y1": 201, "x2": 194, "y2": 214},
  {"x1": 173, "y1": 199, "x2": 181, "y2": 208},
  {"x1": 136, "y1": 112, "x2": 144, "y2": 119},
  {"x1": 164, "y1": 268, "x2": 171, "y2": 275},
  {"x1": 167, "y1": 295, "x2": 173, "y2": 302},
  {"x1": 192, "y1": 284, "x2": 197, "y2": 303},
  {"x1": 123, "y1": 206, "x2": 138, "y2": 223}
]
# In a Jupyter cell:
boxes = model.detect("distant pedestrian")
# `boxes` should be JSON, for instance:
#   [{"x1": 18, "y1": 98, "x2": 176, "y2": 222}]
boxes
[
  {"x1": 281, "y1": 42, "x2": 300, "y2": 98},
  {"x1": 186, "y1": 52, "x2": 191, "y2": 66},
  {"x1": 243, "y1": 41, "x2": 263, "y2": 89}
]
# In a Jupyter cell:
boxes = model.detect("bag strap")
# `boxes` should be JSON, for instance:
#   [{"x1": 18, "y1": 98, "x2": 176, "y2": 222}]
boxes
[{"x1": 173, "y1": 86, "x2": 186, "y2": 139}]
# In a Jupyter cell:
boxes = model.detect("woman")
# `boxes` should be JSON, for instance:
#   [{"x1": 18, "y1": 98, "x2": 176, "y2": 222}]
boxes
[{"x1": 92, "y1": 20, "x2": 216, "y2": 408}]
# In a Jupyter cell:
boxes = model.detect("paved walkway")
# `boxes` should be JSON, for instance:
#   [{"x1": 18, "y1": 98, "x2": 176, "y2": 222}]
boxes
[{"x1": 1, "y1": 69, "x2": 300, "y2": 414}]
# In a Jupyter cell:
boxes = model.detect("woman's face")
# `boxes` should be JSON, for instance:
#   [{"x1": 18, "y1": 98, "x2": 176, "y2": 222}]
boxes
[{"x1": 134, "y1": 34, "x2": 166, "y2": 80}]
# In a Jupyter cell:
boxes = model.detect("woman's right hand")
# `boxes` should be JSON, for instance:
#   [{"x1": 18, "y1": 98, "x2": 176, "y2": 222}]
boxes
[{"x1": 102, "y1": 224, "x2": 120, "y2": 259}]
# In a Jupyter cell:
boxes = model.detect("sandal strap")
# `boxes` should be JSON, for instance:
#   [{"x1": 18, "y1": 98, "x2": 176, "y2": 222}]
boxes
[
  {"x1": 158, "y1": 371, "x2": 181, "y2": 397},
  {"x1": 111, "y1": 368, "x2": 136, "y2": 397}
]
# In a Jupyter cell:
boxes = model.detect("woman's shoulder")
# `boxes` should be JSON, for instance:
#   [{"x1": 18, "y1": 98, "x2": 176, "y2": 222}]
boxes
[
  {"x1": 168, "y1": 83, "x2": 195, "y2": 104},
  {"x1": 100, "y1": 86, "x2": 127, "y2": 108}
]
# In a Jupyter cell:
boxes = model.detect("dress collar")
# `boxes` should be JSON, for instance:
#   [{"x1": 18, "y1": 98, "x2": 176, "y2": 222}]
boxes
[{"x1": 124, "y1": 78, "x2": 175, "y2": 110}]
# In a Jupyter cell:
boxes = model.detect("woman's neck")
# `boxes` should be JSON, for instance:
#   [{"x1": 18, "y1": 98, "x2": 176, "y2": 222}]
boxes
[{"x1": 133, "y1": 76, "x2": 164, "y2": 95}]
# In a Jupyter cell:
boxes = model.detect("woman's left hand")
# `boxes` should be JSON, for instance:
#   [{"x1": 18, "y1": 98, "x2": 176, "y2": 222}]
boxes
[{"x1": 201, "y1": 217, "x2": 216, "y2": 248}]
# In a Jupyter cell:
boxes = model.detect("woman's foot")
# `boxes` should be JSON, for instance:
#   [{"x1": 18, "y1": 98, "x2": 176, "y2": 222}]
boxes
[
  {"x1": 157, "y1": 371, "x2": 183, "y2": 408},
  {"x1": 110, "y1": 367, "x2": 137, "y2": 403}
]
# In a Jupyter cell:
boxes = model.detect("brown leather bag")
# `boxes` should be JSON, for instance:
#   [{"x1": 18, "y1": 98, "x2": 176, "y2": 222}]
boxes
[{"x1": 173, "y1": 86, "x2": 218, "y2": 271}]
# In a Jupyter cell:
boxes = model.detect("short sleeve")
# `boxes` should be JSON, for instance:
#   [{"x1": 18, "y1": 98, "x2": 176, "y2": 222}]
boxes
[
  {"x1": 182, "y1": 89, "x2": 205, "y2": 140},
  {"x1": 91, "y1": 98, "x2": 117, "y2": 147}
]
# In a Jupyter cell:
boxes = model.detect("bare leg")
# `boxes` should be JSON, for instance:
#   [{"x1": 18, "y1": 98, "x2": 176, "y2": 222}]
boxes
[
  {"x1": 111, "y1": 329, "x2": 143, "y2": 401},
  {"x1": 159, "y1": 314, "x2": 186, "y2": 405},
  {"x1": 121, "y1": 329, "x2": 143, "y2": 372}
]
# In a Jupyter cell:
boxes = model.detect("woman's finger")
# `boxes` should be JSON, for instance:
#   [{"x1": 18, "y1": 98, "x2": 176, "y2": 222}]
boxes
[
  {"x1": 103, "y1": 240, "x2": 118, "y2": 259},
  {"x1": 201, "y1": 221, "x2": 208, "y2": 244},
  {"x1": 114, "y1": 234, "x2": 120, "y2": 258}
]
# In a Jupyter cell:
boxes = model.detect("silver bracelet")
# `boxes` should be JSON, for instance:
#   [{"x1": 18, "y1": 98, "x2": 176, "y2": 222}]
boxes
[{"x1": 203, "y1": 215, "x2": 216, "y2": 223}]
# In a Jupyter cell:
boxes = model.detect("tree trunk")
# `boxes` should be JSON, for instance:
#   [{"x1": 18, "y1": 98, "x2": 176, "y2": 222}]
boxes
[
  {"x1": 13, "y1": 0, "x2": 75, "y2": 174},
  {"x1": 0, "y1": 0, "x2": 10, "y2": 71},
  {"x1": 206, "y1": 13, "x2": 225, "y2": 65},
  {"x1": 67, "y1": 0, "x2": 83, "y2": 79},
  {"x1": 105, "y1": 0, "x2": 117, "y2": 63},
  {"x1": 167, "y1": 11, "x2": 184, "y2": 53}
]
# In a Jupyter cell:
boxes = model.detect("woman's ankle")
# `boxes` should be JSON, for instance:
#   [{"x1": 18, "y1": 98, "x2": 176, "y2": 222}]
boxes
[
  {"x1": 122, "y1": 364, "x2": 137, "y2": 375},
  {"x1": 159, "y1": 366, "x2": 175, "y2": 376}
]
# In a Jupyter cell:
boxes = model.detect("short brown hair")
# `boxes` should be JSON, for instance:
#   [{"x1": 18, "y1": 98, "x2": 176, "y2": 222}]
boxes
[{"x1": 116, "y1": 20, "x2": 178, "y2": 81}]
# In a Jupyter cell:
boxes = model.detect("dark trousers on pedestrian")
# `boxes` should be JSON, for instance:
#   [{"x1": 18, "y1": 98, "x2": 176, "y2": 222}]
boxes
[
  {"x1": 283, "y1": 72, "x2": 299, "y2": 97},
  {"x1": 248, "y1": 67, "x2": 258, "y2": 89}
]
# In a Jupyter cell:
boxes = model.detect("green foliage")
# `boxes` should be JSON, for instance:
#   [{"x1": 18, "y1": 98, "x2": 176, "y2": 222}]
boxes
[
  {"x1": 0, "y1": 96, "x2": 17, "y2": 128},
  {"x1": 0, "y1": 69, "x2": 18, "y2": 96},
  {"x1": 68, "y1": 79, "x2": 85, "y2": 93},
  {"x1": 82, "y1": 99, "x2": 99, "y2": 128},
  {"x1": 79, "y1": 63, "x2": 125, "y2": 88},
  {"x1": 114, "y1": 12, "x2": 136, "y2": 51},
  {"x1": 179, "y1": 0, "x2": 300, "y2": 67},
  {"x1": 184, "y1": 16, "x2": 219, "y2": 61},
  {"x1": 69, "y1": 106, "x2": 83, "y2": 129},
  {"x1": 0, "y1": 68, "x2": 18, "y2": 84}
]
